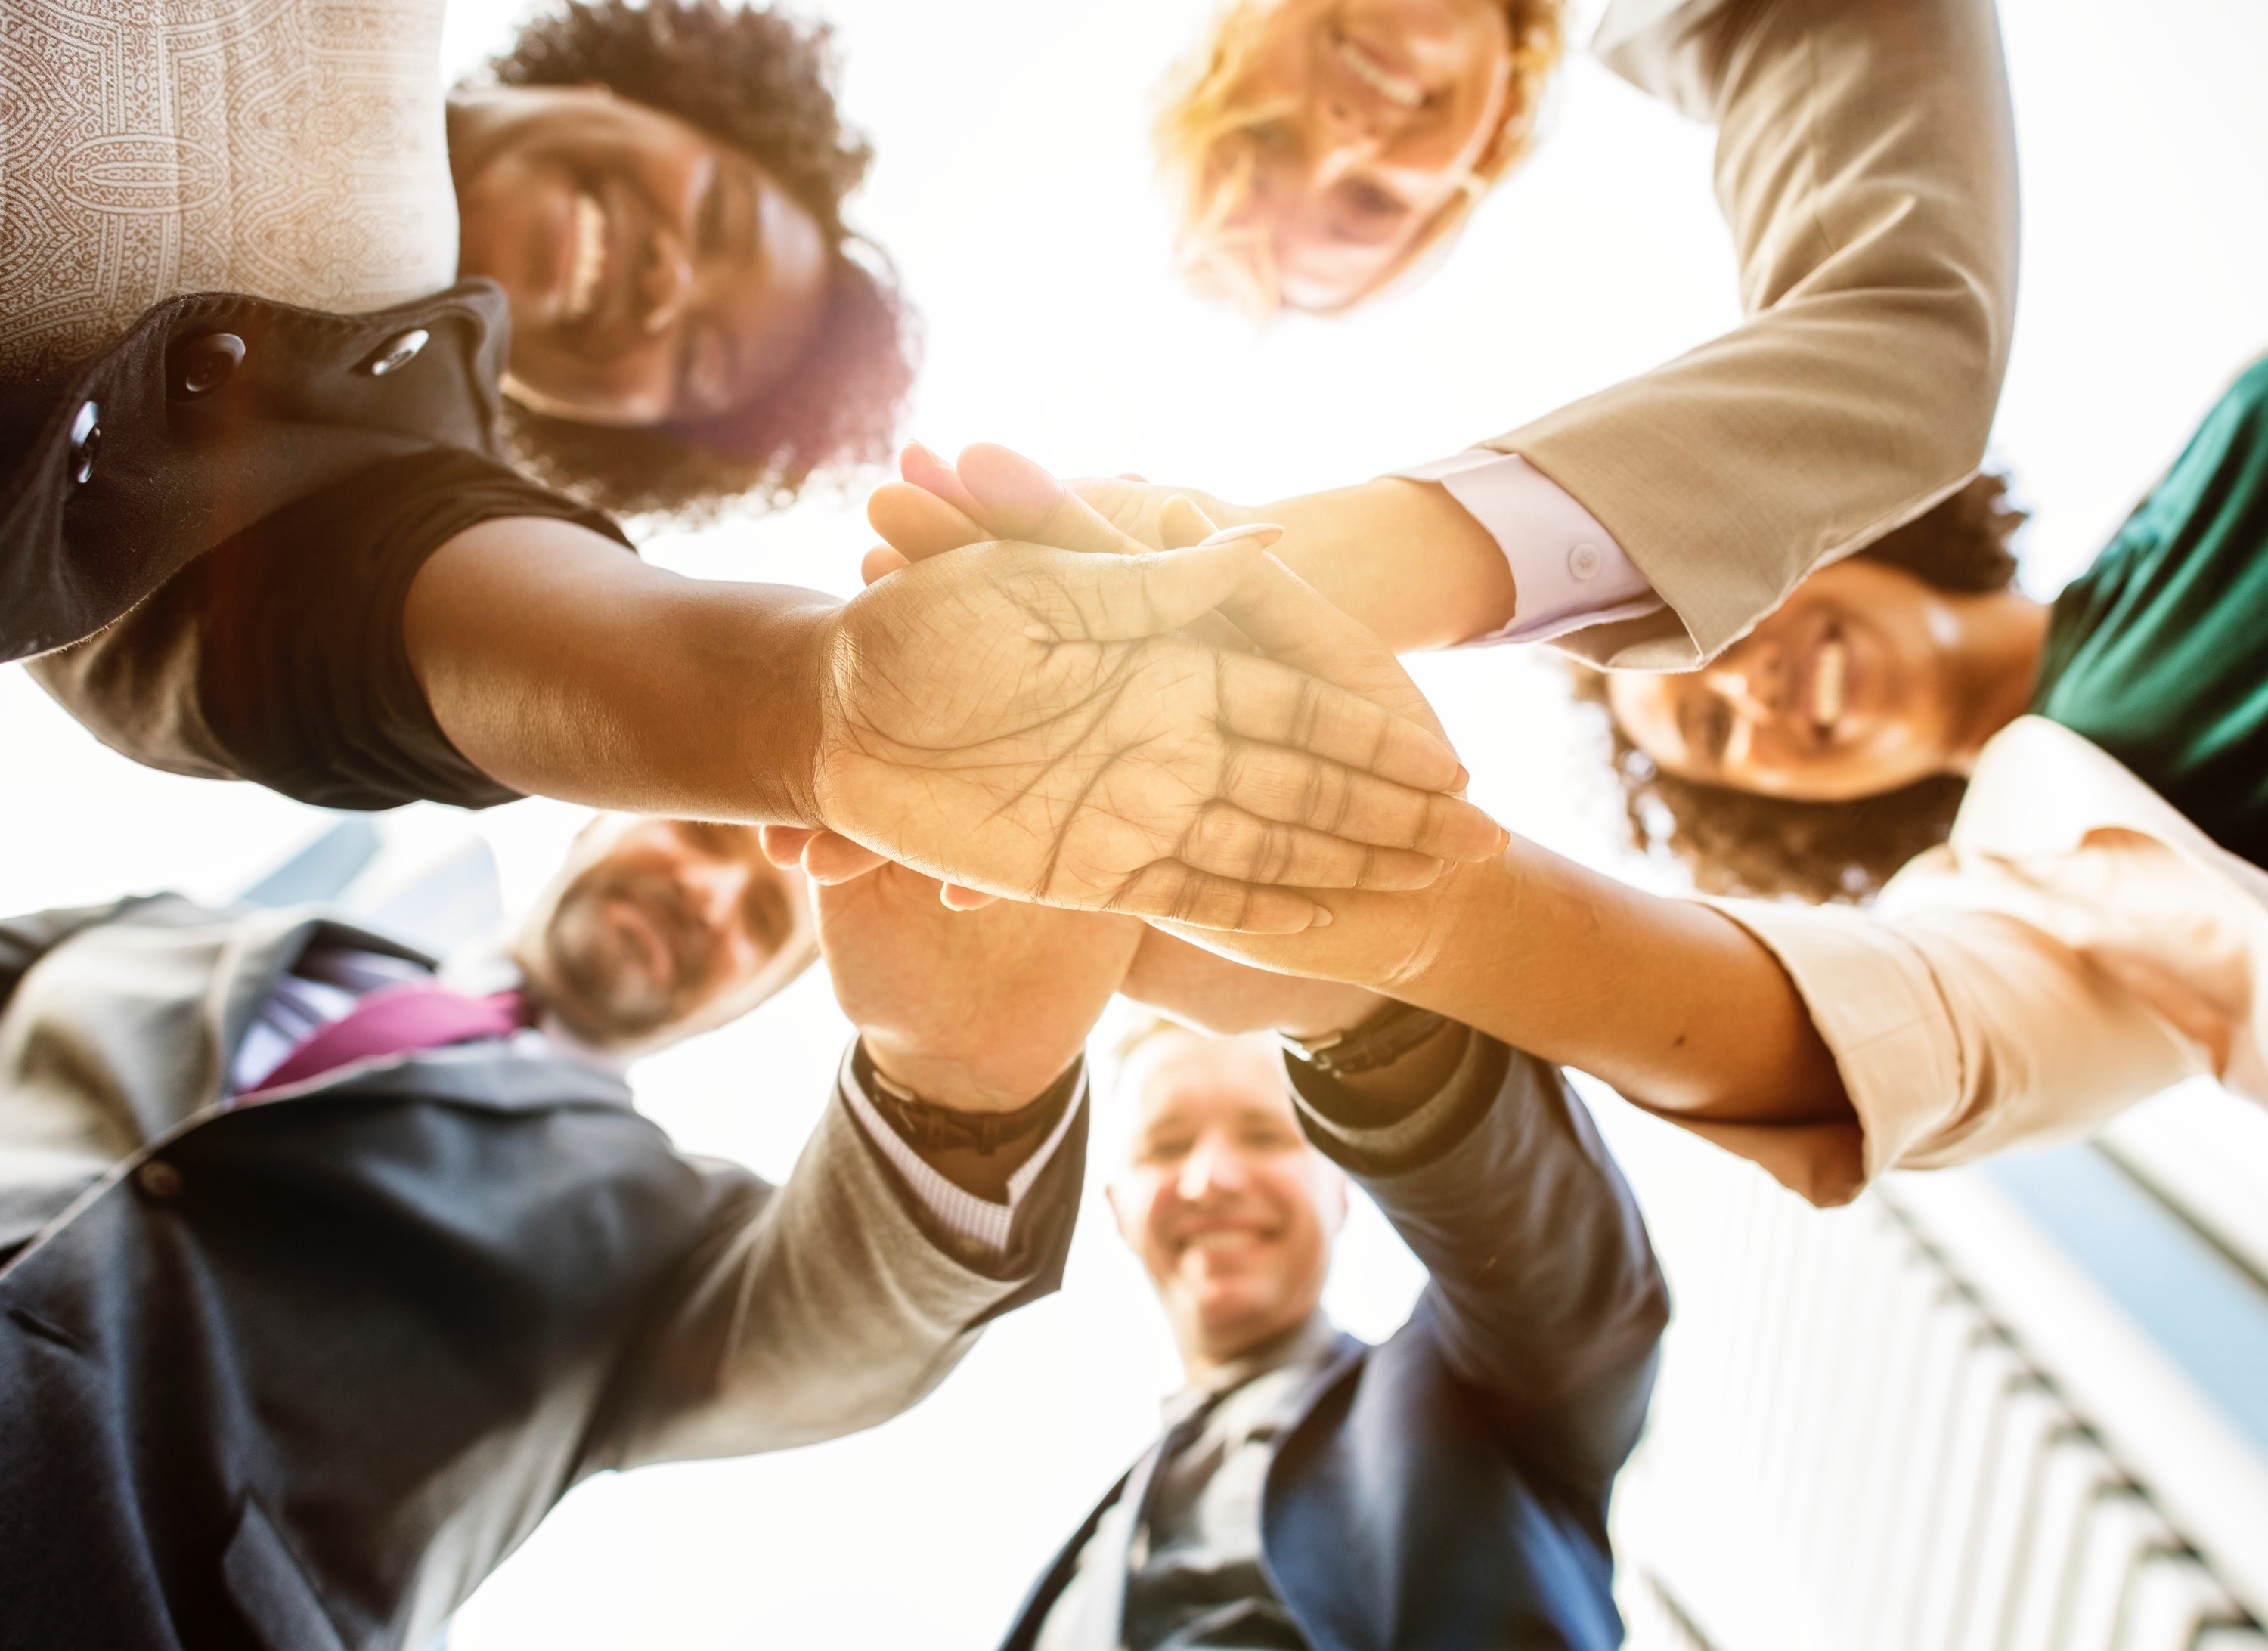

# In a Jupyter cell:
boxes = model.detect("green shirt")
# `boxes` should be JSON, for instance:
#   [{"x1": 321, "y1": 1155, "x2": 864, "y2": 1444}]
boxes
[{"x1": 2029, "y1": 356, "x2": 2268, "y2": 868}]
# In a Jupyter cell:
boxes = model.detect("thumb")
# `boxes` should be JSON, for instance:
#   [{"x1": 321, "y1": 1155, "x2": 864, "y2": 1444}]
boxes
[{"x1": 958, "y1": 444, "x2": 1160, "y2": 558}]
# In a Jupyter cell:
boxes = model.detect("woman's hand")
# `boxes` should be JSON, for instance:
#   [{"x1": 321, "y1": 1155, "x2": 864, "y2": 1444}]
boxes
[{"x1": 1120, "y1": 927, "x2": 1388, "y2": 1041}]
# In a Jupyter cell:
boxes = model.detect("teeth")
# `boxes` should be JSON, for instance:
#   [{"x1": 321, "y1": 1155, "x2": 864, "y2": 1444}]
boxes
[
  {"x1": 562, "y1": 191, "x2": 605, "y2": 324},
  {"x1": 1812, "y1": 637, "x2": 1848, "y2": 727},
  {"x1": 1185, "y1": 1231, "x2": 1260, "y2": 1251},
  {"x1": 1334, "y1": 36, "x2": 1425, "y2": 109}
]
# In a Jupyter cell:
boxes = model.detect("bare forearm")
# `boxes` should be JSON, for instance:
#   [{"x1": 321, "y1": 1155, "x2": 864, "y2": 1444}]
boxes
[
  {"x1": 1261, "y1": 479, "x2": 1514, "y2": 652},
  {"x1": 404, "y1": 518, "x2": 838, "y2": 822},
  {"x1": 1396, "y1": 848, "x2": 1848, "y2": 1126}
]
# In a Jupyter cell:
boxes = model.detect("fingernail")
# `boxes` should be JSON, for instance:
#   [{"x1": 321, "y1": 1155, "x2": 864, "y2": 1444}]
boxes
[
  {"x1": 959, "y1": 443, "x2": 1065, "y2": 519},
  {"x1": 1495, "y1": 826, "x2": 1513, "y2": 853},
  {"x1": 1307, "y1": 906, "x2": 1333, "y2": 928},
  {"x1": 1452, "y1": 764, "x2": 1471, "y2": 791},
  {"x1": 1194, "y1": 522, "x2": 1284, "y2": 551}
]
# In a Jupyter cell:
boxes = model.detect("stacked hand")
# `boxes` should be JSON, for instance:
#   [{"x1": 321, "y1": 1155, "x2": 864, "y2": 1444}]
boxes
[
  {"x1": 780, "y1": 441, "x2": 1491, "y2": 919},
  {"x1": 776, "y1": 438, "x2": 1488, "y2": 1098}
]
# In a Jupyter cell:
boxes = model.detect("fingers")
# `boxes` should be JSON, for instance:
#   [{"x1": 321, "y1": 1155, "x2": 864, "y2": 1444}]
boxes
[
  {"x1": 939, "y1": 883, "x2": 1001, "y2": 910},
  {"x1": 1106, "y1": 864, "x2": 1331, "y2": 934},
  {"x1": 899, "y1": 441, "x2": 984, "y2": 519},
  {"x1": 958, "y1": 444, "x2": 1159, "y2": 558},
  {"x1": 1177, "y1": 804, "x2": 1445, "y2": 891},
  {"x1": 1157, "y1": 493, "x2": 1219, "y2": 550},
  {"x1": 1212, "y1": 644, "x2": 1475, "y2": 798},
  {"x1": 758, "y1": 825, "x2": 815, "y2": 868},
  {"x1": 868, "y1": 480, "x2": 984, "y2": 562},
  {"x1": 1215, "y1": 743, "x2": 1506, "y2": 863},
  {"x1": 1216, "y1": 552, "x2": 1447, "y2": 740},
  {"x1": 763, "y1": 822, "x2": 915, "y2": 895},
  {"x1": 862, "y1": 546, "x2": 910, "y2": 586}
]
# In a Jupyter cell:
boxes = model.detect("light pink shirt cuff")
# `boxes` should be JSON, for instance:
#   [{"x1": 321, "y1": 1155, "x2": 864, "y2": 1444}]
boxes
[{"x1": 1392, "y1": 450, "x2": 1664, "y2": 646}]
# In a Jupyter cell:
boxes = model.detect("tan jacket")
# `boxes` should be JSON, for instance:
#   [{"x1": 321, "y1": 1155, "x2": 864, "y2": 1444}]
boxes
[
  {"x1": 1693, "y1": 718, "x2": 2268, "y2": 1206},
  {"x1": 1498, "y1": 0, "x2": 2020, "y2": 668}
]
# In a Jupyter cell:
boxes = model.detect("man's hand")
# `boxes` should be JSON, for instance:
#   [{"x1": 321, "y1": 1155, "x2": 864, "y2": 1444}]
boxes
[
  {"x1": 819, "y1": 862, "x2": 1140, "y2": 1112},
  {"x1": 810, "y1": 530, "x2": 1503, "y2": 934}
]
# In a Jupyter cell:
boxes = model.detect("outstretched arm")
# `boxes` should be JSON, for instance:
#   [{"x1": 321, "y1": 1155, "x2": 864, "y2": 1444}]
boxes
[
  {"x1": 1146, "y1": 841, "x2": 1856, "y2": 1182},
  {"x1": 1123, "y1": 931, "x2": 1668, "y2": 1504},
  {"x1": 404, "y1": 513, "x2": 1504, "y2": 932}
]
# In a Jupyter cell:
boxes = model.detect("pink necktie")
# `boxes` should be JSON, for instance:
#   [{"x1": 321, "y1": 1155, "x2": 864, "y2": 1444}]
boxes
[{"x1": 243, "y1": 981, "x2": 533, "y2": 1098}]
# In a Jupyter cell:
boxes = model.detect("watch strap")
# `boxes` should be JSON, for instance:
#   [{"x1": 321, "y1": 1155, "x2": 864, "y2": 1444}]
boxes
[{"x1": 1280, "y1": 999, "x2": 1452, "y2": 1080}]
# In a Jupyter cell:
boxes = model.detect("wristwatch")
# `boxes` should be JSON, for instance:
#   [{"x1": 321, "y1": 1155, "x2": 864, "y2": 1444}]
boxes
[
  {"x1": 851, "y1": 1040, "x2": 1081, "y2": 1156},
  {"x1": 1278, "y1": 999, "x2": 1451, "y2": 1080}
]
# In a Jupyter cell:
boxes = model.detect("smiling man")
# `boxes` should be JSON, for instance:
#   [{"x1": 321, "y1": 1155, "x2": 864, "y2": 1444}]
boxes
[
  {"x1": 0, "y1": 810, "x2": 1101, "y2": 1646},
  {"x1": 1001, "y1": 1007, "x2": 1668, "y2": 1651}
]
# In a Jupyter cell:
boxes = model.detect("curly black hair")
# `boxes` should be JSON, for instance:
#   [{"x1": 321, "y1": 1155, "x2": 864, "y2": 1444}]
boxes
[
  {"x1": 485, "y1": 0, "x2": 916, "y2": 519},
  {"x1": 1572, "y1": 472, "x2": 2030, "y2": 904}
]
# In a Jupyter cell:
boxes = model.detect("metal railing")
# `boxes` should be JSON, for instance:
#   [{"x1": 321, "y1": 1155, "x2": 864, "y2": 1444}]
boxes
[{"x1": 1607, "y1": 1095, "x2": 2268, "y2": 1651}]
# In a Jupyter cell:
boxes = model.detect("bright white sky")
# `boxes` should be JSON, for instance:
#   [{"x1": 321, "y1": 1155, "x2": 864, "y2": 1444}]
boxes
[{"x1": 3, "y1": 1, "x2": 2264, "y2": 1645}]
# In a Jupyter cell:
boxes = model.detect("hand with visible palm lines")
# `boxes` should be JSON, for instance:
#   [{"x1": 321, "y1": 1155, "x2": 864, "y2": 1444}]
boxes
[{"x1": 809, "y1": 531, "x2": 1503, "y2": 932}]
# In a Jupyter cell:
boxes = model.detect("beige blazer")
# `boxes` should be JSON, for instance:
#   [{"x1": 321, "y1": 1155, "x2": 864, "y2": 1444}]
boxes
[
  {"x1": 1498, "y1": 0, "x2": 2021, "y2": 668},
  {"x1": 1690, "y1": 718, "x2": 2268, "y2": 1206}
]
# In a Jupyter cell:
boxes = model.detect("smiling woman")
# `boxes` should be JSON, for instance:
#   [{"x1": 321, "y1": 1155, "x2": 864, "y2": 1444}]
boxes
[
  {"x1": 1571, "y1": 473, "x2": 2031, "y2": 902},
  {"x1": 458, "y1": 0, "x2": 916, "y2": 516},
  {"x1": 1157, "y1": 0, "x2": 1563, "y2": 314}
]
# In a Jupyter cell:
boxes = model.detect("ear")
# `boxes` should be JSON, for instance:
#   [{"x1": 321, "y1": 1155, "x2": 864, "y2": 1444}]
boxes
[{"x1": 1105, "y1": 1176, "x2": 1142, "y2": 1252}]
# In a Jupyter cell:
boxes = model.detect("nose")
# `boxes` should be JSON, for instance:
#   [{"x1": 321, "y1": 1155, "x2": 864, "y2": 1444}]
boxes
[
  {"x1": 638, "y1": 222, "x2": 696, "y2": 337},
  {"x1": 680, "y1": 859, "x2": 754, "y2": 932},
  {"x1": 1308, "y1": 125, "x2": 1386, "y2": 192},
  {"x1": 1175, "y1": 1132, "x2": 1250, "y2": 1203},
  {"x1": 1699, "y1": 663, "x2": 1774, "y2": 725}
]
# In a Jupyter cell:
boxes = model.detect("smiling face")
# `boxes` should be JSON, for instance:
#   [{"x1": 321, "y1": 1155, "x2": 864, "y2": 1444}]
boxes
[
  {"x1": 1606, "y1": 557, "x2": 1978, "y2": 802},
  {"x1": 519, "y1": 816, "x2": 815, "y2": 1052},
  {"x1": 450, "y1": 85, "x2": 832, "y2": 428},
  {"x1": 1194, "y1": 0, "x2": 1519, "y2": 312},
  {"x1": 1108, "y1": 1029, "x2": 1345, "y2": 1371}
]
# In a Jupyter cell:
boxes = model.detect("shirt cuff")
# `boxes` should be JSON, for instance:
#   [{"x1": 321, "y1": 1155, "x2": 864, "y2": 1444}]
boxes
[
  {"x1": 837, "y1": 1044, "x2": 1086, "y2": 1259},
  {"x1": 1391, "y1": 450, "x2": 1664, "y2": 646}
]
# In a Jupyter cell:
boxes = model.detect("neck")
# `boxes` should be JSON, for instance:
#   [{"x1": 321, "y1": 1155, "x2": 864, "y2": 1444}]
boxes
[
  {"x1": 1941, "y1": 589, "x2": 2053, "y2": 772},
  {"x1": 1177, "y1": 1308, "x2": 1328, "y2": 1389}
]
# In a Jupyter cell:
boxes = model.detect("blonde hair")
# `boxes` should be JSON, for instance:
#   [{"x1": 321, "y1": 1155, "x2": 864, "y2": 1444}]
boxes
[{"x1": 1154, "y1": 0, "x2": 1566, "y2": 317}]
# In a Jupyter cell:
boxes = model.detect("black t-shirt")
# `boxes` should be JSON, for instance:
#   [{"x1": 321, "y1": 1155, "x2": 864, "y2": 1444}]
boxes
[{"x1": 29, "y1": 448, "x2": 632, "y2": 810}]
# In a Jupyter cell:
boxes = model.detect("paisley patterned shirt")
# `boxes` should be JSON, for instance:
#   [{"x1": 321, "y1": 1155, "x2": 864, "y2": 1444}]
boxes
[{"x1": 0, "y1": 0, "x2": 459, "y2": 378}]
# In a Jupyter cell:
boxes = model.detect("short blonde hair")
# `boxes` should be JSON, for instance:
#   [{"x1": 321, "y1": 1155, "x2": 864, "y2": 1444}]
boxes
[{"x1": 1154, "y1": 0, "x2": 1566, "y2": 318}]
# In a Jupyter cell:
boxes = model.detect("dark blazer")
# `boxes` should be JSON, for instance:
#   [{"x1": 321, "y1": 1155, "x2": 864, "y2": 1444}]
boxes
[
  {"x1": 1001, "y1": 1040, "x2": 1668, "y2": 1651},
  {"x1": 0, "y1": 897, "x2": 1080, "y2": 1651}
]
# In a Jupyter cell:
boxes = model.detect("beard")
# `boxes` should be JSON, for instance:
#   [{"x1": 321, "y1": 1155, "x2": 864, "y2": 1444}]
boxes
[{"x1": 540, "y1": 865, "x2": 715, "y2": 1045}]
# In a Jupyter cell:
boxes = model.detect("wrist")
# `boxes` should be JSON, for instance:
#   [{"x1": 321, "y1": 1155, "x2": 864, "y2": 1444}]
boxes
[
  {"x1": 1272, "y1": 981, "x2": 1391, "y2": 1042},
  {"x1": 862, "y1": 1034, "x2": 1081, "y2": 1116},
  {"x1": 767, "y1": 595, "x2": 839, "y2": 829}
]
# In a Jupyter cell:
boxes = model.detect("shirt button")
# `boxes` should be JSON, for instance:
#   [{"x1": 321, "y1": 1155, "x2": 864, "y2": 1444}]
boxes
[
  {"x1": 135, "y1": 1159, "x2": 184, "y2": 1200},
  {"x1": 169, "y1": 331, "x2": 246, "y2": 399},
  {"x1": 1568, "y1": 541, "x2": 1603, "y2": 581},
  {"x1": 361, "y1": 328, "x2": 429, "y2": 377},
  {"x1": 67, "y1": 399, "x2": 101, "y2": 485}
]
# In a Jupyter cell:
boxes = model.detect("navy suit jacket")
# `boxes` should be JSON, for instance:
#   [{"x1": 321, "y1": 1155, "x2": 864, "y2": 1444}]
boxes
[{"x1": 1001, "y1": 1039, "x2": 1669, "y2": 1651}]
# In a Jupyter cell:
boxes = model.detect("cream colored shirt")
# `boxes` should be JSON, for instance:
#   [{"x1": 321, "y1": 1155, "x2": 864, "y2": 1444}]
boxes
[
  {"x1": 1700, "y1": 717, "x2": 2268, "y2": 1206},
  {"x1": 0, "y1": 0, "x2": 460, "y2": 379}
]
